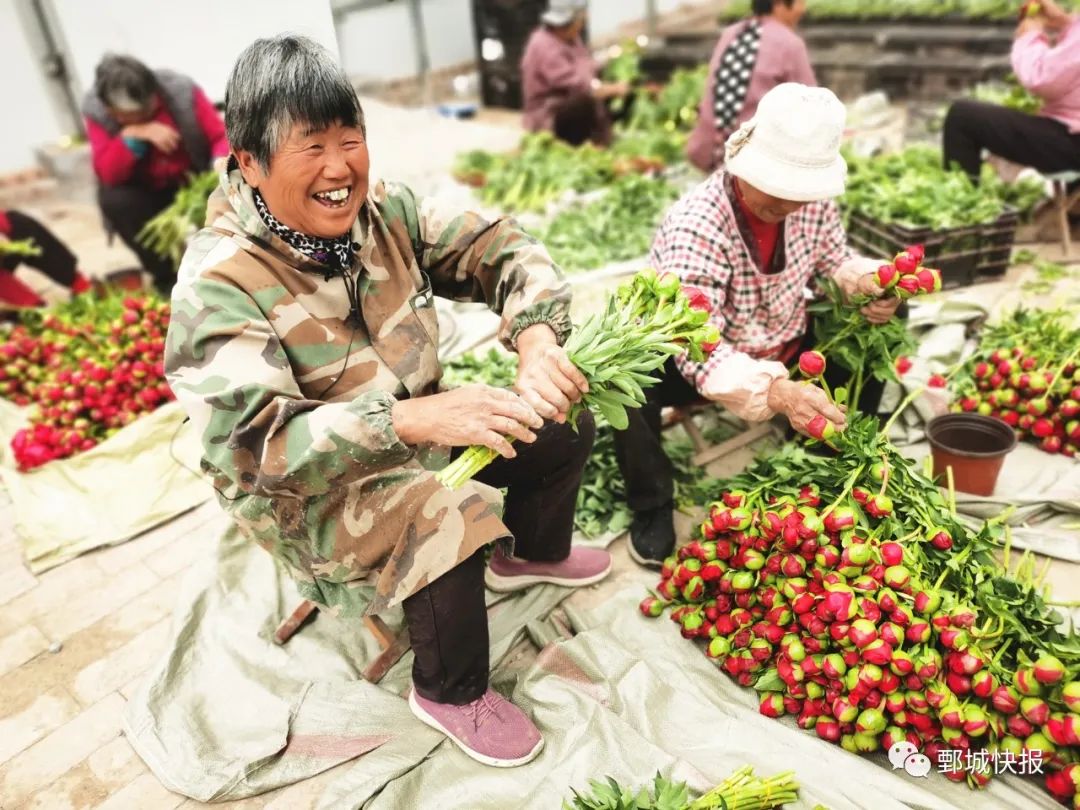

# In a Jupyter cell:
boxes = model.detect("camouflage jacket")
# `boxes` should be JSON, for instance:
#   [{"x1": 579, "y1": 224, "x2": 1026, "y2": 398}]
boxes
[{"x1": 165, "y1": 159, "x2": 572, "y2": 615}]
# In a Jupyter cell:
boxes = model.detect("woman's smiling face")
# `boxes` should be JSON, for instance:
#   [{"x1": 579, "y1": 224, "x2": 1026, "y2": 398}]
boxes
[{"x1": 237, "y1": 121, "x2": 370, "y2": 238}]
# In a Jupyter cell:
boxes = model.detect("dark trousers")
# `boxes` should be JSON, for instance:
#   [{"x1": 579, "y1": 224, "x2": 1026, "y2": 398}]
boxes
[
  {"x1": 613, "y1": 328, "x2": 890, "y2": 513},
  {"x1": 0, "y1": 210, "x2": 79, "y2": 286},
  {"x1": 97, "y1": 184, "x2": 178, "y2": 295},
  {"x1": 402, "y1": 412, "x2": 596, "y2": 704},
  {"x1": 943, "y1": 100, "x2": 1080, "y2": 179}
]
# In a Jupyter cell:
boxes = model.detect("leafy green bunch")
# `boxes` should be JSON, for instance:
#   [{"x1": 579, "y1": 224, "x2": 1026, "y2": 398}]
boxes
[
  {"x1": 441, "y1": 347, "x2": 725, "y2": 537},
  {"x1": 565, "y1": 767, "x2": 799, "y2": 810},
  {"x1": 537, "y1": 174, "x2": 679, "y2": 274},
  {"x1": 137, "y1": 170, "x2": 219, "y2": 269},
  {"x1": 435, "y1": 269, "x2": 719, "y2": 489}
]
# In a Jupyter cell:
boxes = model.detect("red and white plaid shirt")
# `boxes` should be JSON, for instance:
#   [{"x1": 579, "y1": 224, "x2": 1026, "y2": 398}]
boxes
[{"x1": 652, "y1": 171, "x2": 866, "y2": 420}]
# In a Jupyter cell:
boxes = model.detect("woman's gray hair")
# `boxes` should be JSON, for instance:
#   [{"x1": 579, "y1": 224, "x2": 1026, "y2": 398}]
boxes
[
  {"x1": 225, "y1": 35, "x2": 365, "y2": 171},
  {"x1": 95, "y1": 54, "x2": 157, "y2": 111}
]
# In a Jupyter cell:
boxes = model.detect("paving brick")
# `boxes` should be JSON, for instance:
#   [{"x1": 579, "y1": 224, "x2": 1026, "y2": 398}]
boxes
[
  {"x1": 22, "y1": 760, "x2": 109, "y2": 810},
  {"x1": 0, "y1": 692, "x2": 124, "y2": 806},
  {"x1": 0, "y1": 572, "x2": 181, "y2": 721},
  {"x1": 72, "y1": 619, "x2": 171, "y2": 708},
  {"x1": 87, "y1": 736, "x2": 147, "y2": 791},
  {"x1": 37, "y1": 562, "x2": 159, "y2": 641},
  {"x1": 0, "y1": 685, "x2": 81, "y2": 766},
  {"x1": 0, "y1": 623, "x2": 49, "y2": 677},
  {"x1": 92, "y1": 772, "x2": 184, "y2": 810},
  {"x1": 0, "y1": 546, "x2": 37, "y2": 607},
  {"x1": 0, "y1": 555, "x2": 107, "y2": 636}
]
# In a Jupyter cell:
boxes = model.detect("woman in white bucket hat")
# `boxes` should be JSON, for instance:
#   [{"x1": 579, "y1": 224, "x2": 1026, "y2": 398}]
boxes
[
  {"x1": 520, "y1": 1, "x2": 629, "y2": 145},
  {"x1": 613, "y1": 83, "x2": 902, "y2": 567}
]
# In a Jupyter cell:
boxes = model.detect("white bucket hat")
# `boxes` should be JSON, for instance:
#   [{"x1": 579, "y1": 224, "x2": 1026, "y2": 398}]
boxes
[
  {"x1": 725, "y1": 83, "x2": 848, "y2": 202},
  {"x1": 541, "y1": 0, "x2": 587, "y2": 27}
]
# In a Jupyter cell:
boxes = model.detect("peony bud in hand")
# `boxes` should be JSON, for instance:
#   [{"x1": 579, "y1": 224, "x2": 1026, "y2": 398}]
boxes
[
  {"x1": 894, "y1": 252, "x2": 920, "y2": 274},
  {"x1": 682, "y1": 285, "x2": 712, "y2": 313},
  {"x1": 875, "y1": 264, "x2": 899, "y2": 290},
  {"x1": 799, "y1": 350, "x2": 827, "y2": 378},
  {"x1": 806, "y1": 414, "x2": 836, "y2": 442},
  {"x1": 896, "y1": 276, "x2": 921, "y2": 298}
]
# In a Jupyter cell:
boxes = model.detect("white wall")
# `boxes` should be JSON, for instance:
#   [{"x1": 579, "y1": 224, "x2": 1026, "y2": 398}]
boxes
[
  {"x1": 0, "y1": 0, "x2": 68, "y2": 174},
  {"x1": 49, "y1": 0, "x2": 339, "y2": 103},
  {"x1": 335, "y1": 0, "x2": 716, "y2": 82},
  {"x1": 336, "y1": 0, "x2": 475, "y2": 82}
]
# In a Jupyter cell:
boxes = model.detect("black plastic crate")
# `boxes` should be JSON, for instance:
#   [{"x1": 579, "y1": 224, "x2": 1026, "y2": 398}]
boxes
[
  {"x1": 472, "y1": 0, "x2": 545, "y2": 61},
  {"x1": 846, "y1": 207, "x2": 1018, "y2": 289}
]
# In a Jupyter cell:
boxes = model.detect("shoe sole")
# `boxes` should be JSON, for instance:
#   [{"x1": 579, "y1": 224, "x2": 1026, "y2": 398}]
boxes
[
  {"x1": 626, "y1": 538, "x2": 664, "y2": 570},
  {"x1": 408, "y1": 690, "x2": 545, "y2": 768},
  {"x1": 483, "y1": 558, "x2": 613, "y2": 593}
]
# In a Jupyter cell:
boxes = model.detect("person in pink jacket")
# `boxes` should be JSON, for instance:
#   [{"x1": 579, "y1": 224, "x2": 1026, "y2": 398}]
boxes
[
  {"x1": 520, "y1": 0, "x2": 629, "y2": 146},
  {"x1": 943, "y1": 0, "x2": 1080, "y2": 180},
  {"x1": 84, "y1": 55, "x2": 230, "y2": 294},
  {"x1": 687, "y1": 0, "x2": 815, "y2": 174}
]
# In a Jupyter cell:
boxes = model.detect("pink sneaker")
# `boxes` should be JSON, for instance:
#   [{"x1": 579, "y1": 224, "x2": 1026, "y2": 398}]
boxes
[
  {"x1": 408, "y1": 688, "x2": 544, "y2": 767},
  {"x1": 484, "y1": 545, "x2": 612, "y2": 592}
]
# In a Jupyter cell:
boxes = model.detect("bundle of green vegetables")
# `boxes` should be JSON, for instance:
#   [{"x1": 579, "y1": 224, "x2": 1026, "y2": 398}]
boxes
[
  {"x1": 719, "y1": 0, "x2": 1079, "y2": 22},
  {"x1": 619, "y1": 65, "x2": 707, "y2": 138},
  {"x1": 536, "y1": 174, "x2": 679, "y2": 274},
  {"x1": 841, "y1": 146, "x2": 1045, "y2": 230},
  {"x1": 565, "y1": 768, "x2": 800, "y2": 810},
  {"x1": 453, "y1": 133, "x2": 616, "y2": 213},
  {"x1": 437, "y1": 270, "x2": 719, "y2": 489},
  {"x1": 137, "y1": 170, "x2": 218, "y2": 269},
  {"x1": 441, "y1": 344, "x2": 726, "y2": 538}
]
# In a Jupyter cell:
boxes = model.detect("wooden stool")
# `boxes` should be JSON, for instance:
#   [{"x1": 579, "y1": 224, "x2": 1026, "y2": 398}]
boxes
[
  {"x1": 273, "y1": 600, "x2": 411, "y2": 684},
  {"x1": 1048, "y1": 172, "x2": 1080, "y2": 259}
]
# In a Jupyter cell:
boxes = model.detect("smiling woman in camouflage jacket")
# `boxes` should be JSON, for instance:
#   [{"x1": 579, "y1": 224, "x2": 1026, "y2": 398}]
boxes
[{"x1": 165, "y1": 35, "x2": 612, "y2": 768}]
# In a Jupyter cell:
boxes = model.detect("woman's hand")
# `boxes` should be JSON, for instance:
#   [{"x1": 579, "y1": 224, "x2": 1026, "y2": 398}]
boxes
[
  {"x1": 1024, "y1": 0, "x2": 1071, "y2": 31},
  {"x1": 121, "y1": 122, "x2": 181, "y2": 154},
  {"x1": 855, "y1": 273, "x2": 901, "y2": 325},
  {"x1": 1016, "y1": 15, "x2": 1046, "y2": 37},
  {"x1": 593, "y1": 81, "x2": 631, "y2": 100},
  {"x1": 767, "y1": 378, "x2": 847, "y2": 437},
  {"x1": 513, "y1": 324, "x2": 589, "y2": 423},
  {"x1": 391, "y1": 385, "x2": 543, "y2": 459}
]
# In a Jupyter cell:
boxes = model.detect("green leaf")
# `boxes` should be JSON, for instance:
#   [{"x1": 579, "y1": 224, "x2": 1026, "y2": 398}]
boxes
[{"x1": 752, "y1": 669, "x2": 784, "y2": 692}]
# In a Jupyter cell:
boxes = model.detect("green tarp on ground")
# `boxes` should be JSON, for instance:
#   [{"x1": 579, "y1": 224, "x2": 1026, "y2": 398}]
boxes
[
  {"x1": 123, "y1": 523, "x2": 1060, "y2": 809},
  {"x1": 0, "y1": 399, "x2": 212, "y2": 573}
]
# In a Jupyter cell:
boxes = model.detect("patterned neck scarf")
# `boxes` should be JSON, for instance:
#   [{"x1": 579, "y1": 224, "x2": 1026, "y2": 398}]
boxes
[
  {"x1": 253, "y1": 190, "x2": 356, "y2": 272},
  {"x1": 713, "y1": 19, "x2": 762, "y2": 133}
]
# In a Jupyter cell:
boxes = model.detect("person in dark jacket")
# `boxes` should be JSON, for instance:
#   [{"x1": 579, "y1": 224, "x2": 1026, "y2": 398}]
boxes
[
  {"x1": 83, "y1": 55, "x2": 229, "y2": 293},
  {"x1": 0, "y1": 210, "x2": 93, "y2": 312}
]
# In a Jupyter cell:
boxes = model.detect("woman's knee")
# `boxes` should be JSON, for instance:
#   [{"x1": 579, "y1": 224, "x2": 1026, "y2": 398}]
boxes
[
  {"x1": 536, "y1": 410, "x2": 596, "y2": 475},
  {"x1": 944, "y1": 99, "x2": 991, "y2": 136}
]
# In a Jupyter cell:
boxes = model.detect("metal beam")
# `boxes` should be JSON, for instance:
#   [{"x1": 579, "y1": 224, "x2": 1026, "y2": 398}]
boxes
[
  {"x1": 406, "y1": 0, "x2": 432, "y2": 101},
  {"x1": 645, "y1": 0, "x2": 658, "y2": 38}
]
